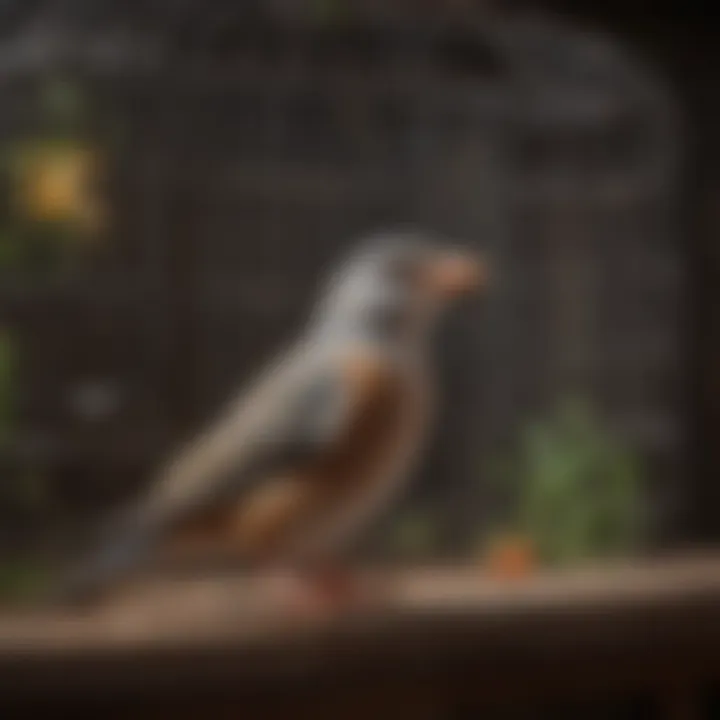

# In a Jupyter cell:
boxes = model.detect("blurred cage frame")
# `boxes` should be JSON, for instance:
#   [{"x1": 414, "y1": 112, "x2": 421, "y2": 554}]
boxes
[{"x1": 0, "y1": 2, "x2": 682, "y2": 557}]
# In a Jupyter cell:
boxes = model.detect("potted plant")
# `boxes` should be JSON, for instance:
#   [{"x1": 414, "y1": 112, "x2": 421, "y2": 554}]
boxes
[{"x1": 482, "y1": 399, "x2": 646, "y2": 578}]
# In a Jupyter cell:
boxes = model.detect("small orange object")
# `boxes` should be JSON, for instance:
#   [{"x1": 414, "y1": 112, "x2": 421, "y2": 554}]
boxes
[{"x1": 485, "y1": 534, "x2": 537, "y2": 580}]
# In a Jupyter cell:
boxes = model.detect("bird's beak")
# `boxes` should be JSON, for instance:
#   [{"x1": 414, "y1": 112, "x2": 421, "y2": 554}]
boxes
[{"x1": 424, "y1": 250, "x2": 489, "y2": 298}]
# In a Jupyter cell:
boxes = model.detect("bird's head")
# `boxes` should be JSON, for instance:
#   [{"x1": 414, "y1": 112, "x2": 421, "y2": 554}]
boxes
[{"x1": 312, "y1": 229, "x2": 489, "y2": 353}]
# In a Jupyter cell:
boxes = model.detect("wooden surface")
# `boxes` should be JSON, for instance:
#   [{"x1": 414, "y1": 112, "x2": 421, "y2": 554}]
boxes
[{"x1": 1, "y1": 552, "x2": 720, "y2": 716}]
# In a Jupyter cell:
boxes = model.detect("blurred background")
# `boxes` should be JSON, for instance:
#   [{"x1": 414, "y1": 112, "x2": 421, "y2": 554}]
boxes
[
  {"x1": 3, "y1": 1, "x2": 720, "y2": 718},
  {"x1": 0, "y1": 0, "x2": 704, "y2": 596}
]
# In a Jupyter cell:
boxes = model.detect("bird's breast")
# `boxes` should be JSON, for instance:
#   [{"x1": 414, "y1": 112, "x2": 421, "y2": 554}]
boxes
[{"x1": 287, "y1": 361, "x2": 432, "y2": 560}]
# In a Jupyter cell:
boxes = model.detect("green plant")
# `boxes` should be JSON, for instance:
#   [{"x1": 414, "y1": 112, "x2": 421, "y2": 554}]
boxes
[{"x1": 488, "y1": 399, "x2": 646, "y2": 566}]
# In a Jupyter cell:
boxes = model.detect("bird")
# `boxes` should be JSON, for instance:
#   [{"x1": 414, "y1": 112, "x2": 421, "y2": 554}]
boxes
[{"x1": 54, "y1": 229, "x2": 487, "y2": 611}]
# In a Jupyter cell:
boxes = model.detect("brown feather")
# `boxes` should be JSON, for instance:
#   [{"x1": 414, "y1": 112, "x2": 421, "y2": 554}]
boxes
[{"x1": 164, "y1": 351, "x2": 408, "y2": 565}]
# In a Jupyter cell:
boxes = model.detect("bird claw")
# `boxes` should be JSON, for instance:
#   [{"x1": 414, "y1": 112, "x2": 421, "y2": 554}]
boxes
[{"x1": 263, "y1": 568, "x2": 372, "y2": 622}]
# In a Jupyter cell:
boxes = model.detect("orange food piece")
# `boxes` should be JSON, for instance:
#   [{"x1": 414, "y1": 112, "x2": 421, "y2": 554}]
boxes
[{"x1": 485, "y1": 535, "x2": 537, "y2": 580}]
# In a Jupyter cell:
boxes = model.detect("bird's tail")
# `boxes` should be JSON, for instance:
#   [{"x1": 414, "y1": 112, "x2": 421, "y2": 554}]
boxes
[{"x1": 49, "y1": 512, "x2": 156, "y2": 608}]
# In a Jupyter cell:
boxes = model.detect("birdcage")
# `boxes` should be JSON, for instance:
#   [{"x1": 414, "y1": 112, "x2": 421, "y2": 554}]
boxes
[{"x1": 0, "y1": 3, "x2": 682, "y2": 554}]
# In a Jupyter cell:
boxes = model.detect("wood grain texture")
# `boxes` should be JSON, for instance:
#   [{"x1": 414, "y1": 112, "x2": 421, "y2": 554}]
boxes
[{"x1": 1, "y1": 554, "x2": 720, "y2": 716}]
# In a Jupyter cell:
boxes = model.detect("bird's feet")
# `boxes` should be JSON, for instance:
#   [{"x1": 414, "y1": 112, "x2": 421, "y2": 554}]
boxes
[{"x1": 265, "y1": 566, "x2": 375, "y2": 622}]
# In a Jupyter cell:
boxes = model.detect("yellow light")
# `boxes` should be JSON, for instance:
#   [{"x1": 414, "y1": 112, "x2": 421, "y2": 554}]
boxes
[{"x1": 15, "y1": 145, "x2": 104, "y2": 234}]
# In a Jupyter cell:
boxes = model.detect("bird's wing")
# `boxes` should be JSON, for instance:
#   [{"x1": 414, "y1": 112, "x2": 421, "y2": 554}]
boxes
[
  {"x1": 114, "y1": 345, "x2": 395, "y2": 546},
  {"x1": 136, "y1": 348, "x2": 362, "y2": 532}
]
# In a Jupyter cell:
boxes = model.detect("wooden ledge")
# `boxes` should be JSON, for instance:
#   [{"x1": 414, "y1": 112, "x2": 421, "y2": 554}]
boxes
[{"x1": 1, "y1": 552, "x2": 720, "y2": 711}]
